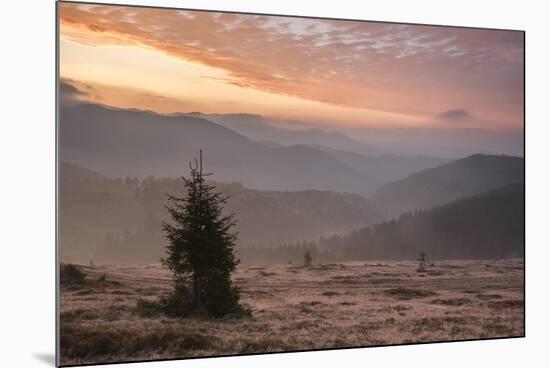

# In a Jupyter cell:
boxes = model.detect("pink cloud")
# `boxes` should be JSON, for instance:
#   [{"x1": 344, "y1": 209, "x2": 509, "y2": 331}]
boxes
[{"x1": 59, "y1": 3, "x2": 524, "y2": 129}]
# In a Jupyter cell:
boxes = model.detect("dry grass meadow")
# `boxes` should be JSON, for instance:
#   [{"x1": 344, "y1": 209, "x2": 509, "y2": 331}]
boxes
[{"x1": 59, "y1": 259, "x2": 524, "y2": 366}]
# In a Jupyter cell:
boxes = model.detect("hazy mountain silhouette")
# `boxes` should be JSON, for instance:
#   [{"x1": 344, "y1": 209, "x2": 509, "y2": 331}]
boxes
[
  {"x1": 323, "y1": 182, "x2": 524, "y2": 260},
  {"x1": 369, "y1": 154, "x2": 524, "y2": 218},
  {"x1": 60, "y1": 103, "x2": 383, "y2": 195},
  {"x1": 59, "y1": 161, "x2": 383, "y2": 263},
  {"x1": 61, "y1": 103, "x2": 452, "y2": 196},
  {"x1": 303, "y1": 144, "x2": 451, "y2": 185},
  {"x1": 182, "y1": 112, "x2": 384, "y2": 156}
]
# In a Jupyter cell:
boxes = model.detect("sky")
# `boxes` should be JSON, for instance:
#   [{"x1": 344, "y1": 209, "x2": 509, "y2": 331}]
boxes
[{"x1": 59, "y1": 2, "x2": 524, "y2": 137}]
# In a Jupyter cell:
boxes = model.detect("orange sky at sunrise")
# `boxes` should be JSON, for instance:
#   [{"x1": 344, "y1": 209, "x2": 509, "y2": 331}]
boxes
[{"x1": 58, "y1": 2, "x2": 524, "y2": 131}]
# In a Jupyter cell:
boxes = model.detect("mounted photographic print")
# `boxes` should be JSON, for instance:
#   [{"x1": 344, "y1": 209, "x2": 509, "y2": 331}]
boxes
[{"x1": 56, "y1": 1, "x2": 525, "y2": 366}]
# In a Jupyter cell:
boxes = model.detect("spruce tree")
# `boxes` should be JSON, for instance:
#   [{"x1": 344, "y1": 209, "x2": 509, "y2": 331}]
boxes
[
  {"x1": 161, "y1": 151, "x2": 244, "y2": 317},
  {"x1": 417, "y1": 251, "x2": 427, "y2": 272}
]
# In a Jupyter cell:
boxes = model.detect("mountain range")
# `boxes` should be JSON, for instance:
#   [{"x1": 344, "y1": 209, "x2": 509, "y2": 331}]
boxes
[
  {"x1": 180, "y1": 112, "x2": 384, "y2": 156},
  {"x1": 60, "y1": 103, "x2": 449, "y2": 196}
]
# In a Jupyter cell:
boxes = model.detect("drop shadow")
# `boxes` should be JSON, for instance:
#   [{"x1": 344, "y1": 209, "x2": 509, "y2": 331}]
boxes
[{"x1": 34, "y1": 353, "x2": 56, "y2": 366}]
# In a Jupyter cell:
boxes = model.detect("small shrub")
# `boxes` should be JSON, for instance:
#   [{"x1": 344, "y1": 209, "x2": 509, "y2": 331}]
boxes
[
  {"x1": 416, "y1": 251, "x2": 428, "y2": 272},
  {"x1": 60, "y1": 264, "x2": 86, "y2": 286}
]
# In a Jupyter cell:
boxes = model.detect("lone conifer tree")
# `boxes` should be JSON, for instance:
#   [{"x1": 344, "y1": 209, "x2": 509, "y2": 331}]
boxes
[
  {"x1": 161, "y1": 151, "x2": 244, "y2": 317},
  {"x1": 417, "y1": 251, "x2": 427, "y2": 272}
]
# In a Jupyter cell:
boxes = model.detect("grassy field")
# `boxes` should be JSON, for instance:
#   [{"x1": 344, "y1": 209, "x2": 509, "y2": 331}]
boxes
[{"x1": 59, "y1": 259, "x2": 524, "y2": 366}]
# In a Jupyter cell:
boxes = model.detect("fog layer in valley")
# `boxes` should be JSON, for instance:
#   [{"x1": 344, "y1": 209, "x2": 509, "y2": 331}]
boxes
[{"x1": 59, "y1": 103, "x2": 524, "y2": 265}]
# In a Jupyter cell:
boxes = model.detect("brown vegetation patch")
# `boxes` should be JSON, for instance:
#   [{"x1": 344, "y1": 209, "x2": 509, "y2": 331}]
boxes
[
  {"x1": 110, "y1": 290, "x2": 134, "y2": 295},
  {"x1": 299, "y1": 301, "x2": 324, "y2": 307},
  {"x1": 243, "y1": 289, "x2": 271, "y2": 297},
  {"x1": 487, "y1": 300, "x2": 523, "y2": 310},
  {"x1": 369, "y1": 277, "x2": 403, "y2": 285},
  {"x1": 476, "y1": 293, "x2": 503, "y2": 300},
  {"x1": 239, "y1": 337, "x2": 290, "y2": 353},
  {"x1": 384, "y1": 288, "x2": 437, "y2": 300},
  {"x1": 481, "y1": 322, "x2": 514, "y2": 336},
  {"x1": 313, "y1": 264, "x2": 340, "y2": 271},
  {"x1": 331, "y1": 275, "x2": 362, "y2": 284},
  {"x1": 259, "y1": 271, "x2": 276, "y2": 277},
  {"x1": 430, "y1": 298, "x2": 472, "y2": 306},
  {"x1": 60, "y1": 324, "x2": 216, "y2": 362},
  {"x1": 59, "y1": 259, "x2": 524, "y2": 363},
  {"x1": 340, "y1": 301, "x2": 356, "y2": 306},
  {"x1": 407, "y1": 317, "x2": 469, "y2": 335},
  {"x1": 60, "y1": 308, "x2": 100, "y2": 322}
]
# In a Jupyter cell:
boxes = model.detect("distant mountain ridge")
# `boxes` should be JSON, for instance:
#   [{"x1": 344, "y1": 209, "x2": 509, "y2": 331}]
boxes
[
  {"x1": 181, "y1": 112, "x2": 385, "y2": 156},
  {"x1": 60, "y1": 103, "x2": 380, "y2": 195},
  {"x1": 60, "y1": 103, "x2": 448, "y2": 196},
  {"x1": 369, "y1": 154, "x2": 524, "y2": 218},
  {"x1": 302, "y1": 144, "x2": 450, "y2": 185}
]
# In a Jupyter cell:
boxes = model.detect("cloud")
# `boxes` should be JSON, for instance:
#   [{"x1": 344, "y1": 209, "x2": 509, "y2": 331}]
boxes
[
  {"x1": 438, "y1": 109, "x2": 471, "y2": 121},
  {"x1": 59, "y1": 3, "x2": 524, "y2": 127}
]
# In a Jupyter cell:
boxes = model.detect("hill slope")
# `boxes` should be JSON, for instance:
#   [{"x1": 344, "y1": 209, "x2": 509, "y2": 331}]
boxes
[
  {"x1": 322, "y1": 183, "x2": 524, "y2": 260},
  {"x1": 369, "y1": 154, "x2": 524, "y2": 218},
  {"x1": 59, "y1": 162, "x2": 383, "y2": 263},
  {"x1": 60, "y1": 103, "x2": 384, "y2": 195},
  {"x1": 182, "y1": 112, "x2": 384, "y2": 156},
  {"x1": 305, "y1": 145, "x2": 450, "y2": 185}
]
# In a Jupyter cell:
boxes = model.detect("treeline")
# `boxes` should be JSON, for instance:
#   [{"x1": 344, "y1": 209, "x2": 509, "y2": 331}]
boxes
[
  {"x1": 92, "y1": 183, "x2": 524, "y2": 264},
  {"x1": 61, "y1": 161, "x2": 381, "y2": 263},
  {"x1": 321, "y1": 183, "x2": 524, "y2": 260},
  {"x1": 95, "y1": 212, "x2": 163, "y2": 264}
]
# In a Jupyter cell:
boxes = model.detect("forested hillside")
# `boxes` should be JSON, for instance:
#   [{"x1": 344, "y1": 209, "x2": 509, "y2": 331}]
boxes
[
  {"x1": 370, "y1": 154, "x2": 524, "y2": 218},
  {"x1": 323, "y1": 183, "x2": 524, "y2": 260},
  {"x1": 60, "y1": 162, "x2": 382, "y2": 263}
]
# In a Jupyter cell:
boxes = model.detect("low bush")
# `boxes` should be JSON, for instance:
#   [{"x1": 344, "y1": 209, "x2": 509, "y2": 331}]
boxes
[{"x1": 60, "y1": 264, "x2": 86, "y2": 286}]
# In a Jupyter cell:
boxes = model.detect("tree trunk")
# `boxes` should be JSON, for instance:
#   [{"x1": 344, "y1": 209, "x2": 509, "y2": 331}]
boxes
[
  {"x1": 196, "y1": 276, "x2": 202, "y2": 308},
  {"x1": 193, "y1": 274, "x2": 199, "y2": 307}
]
